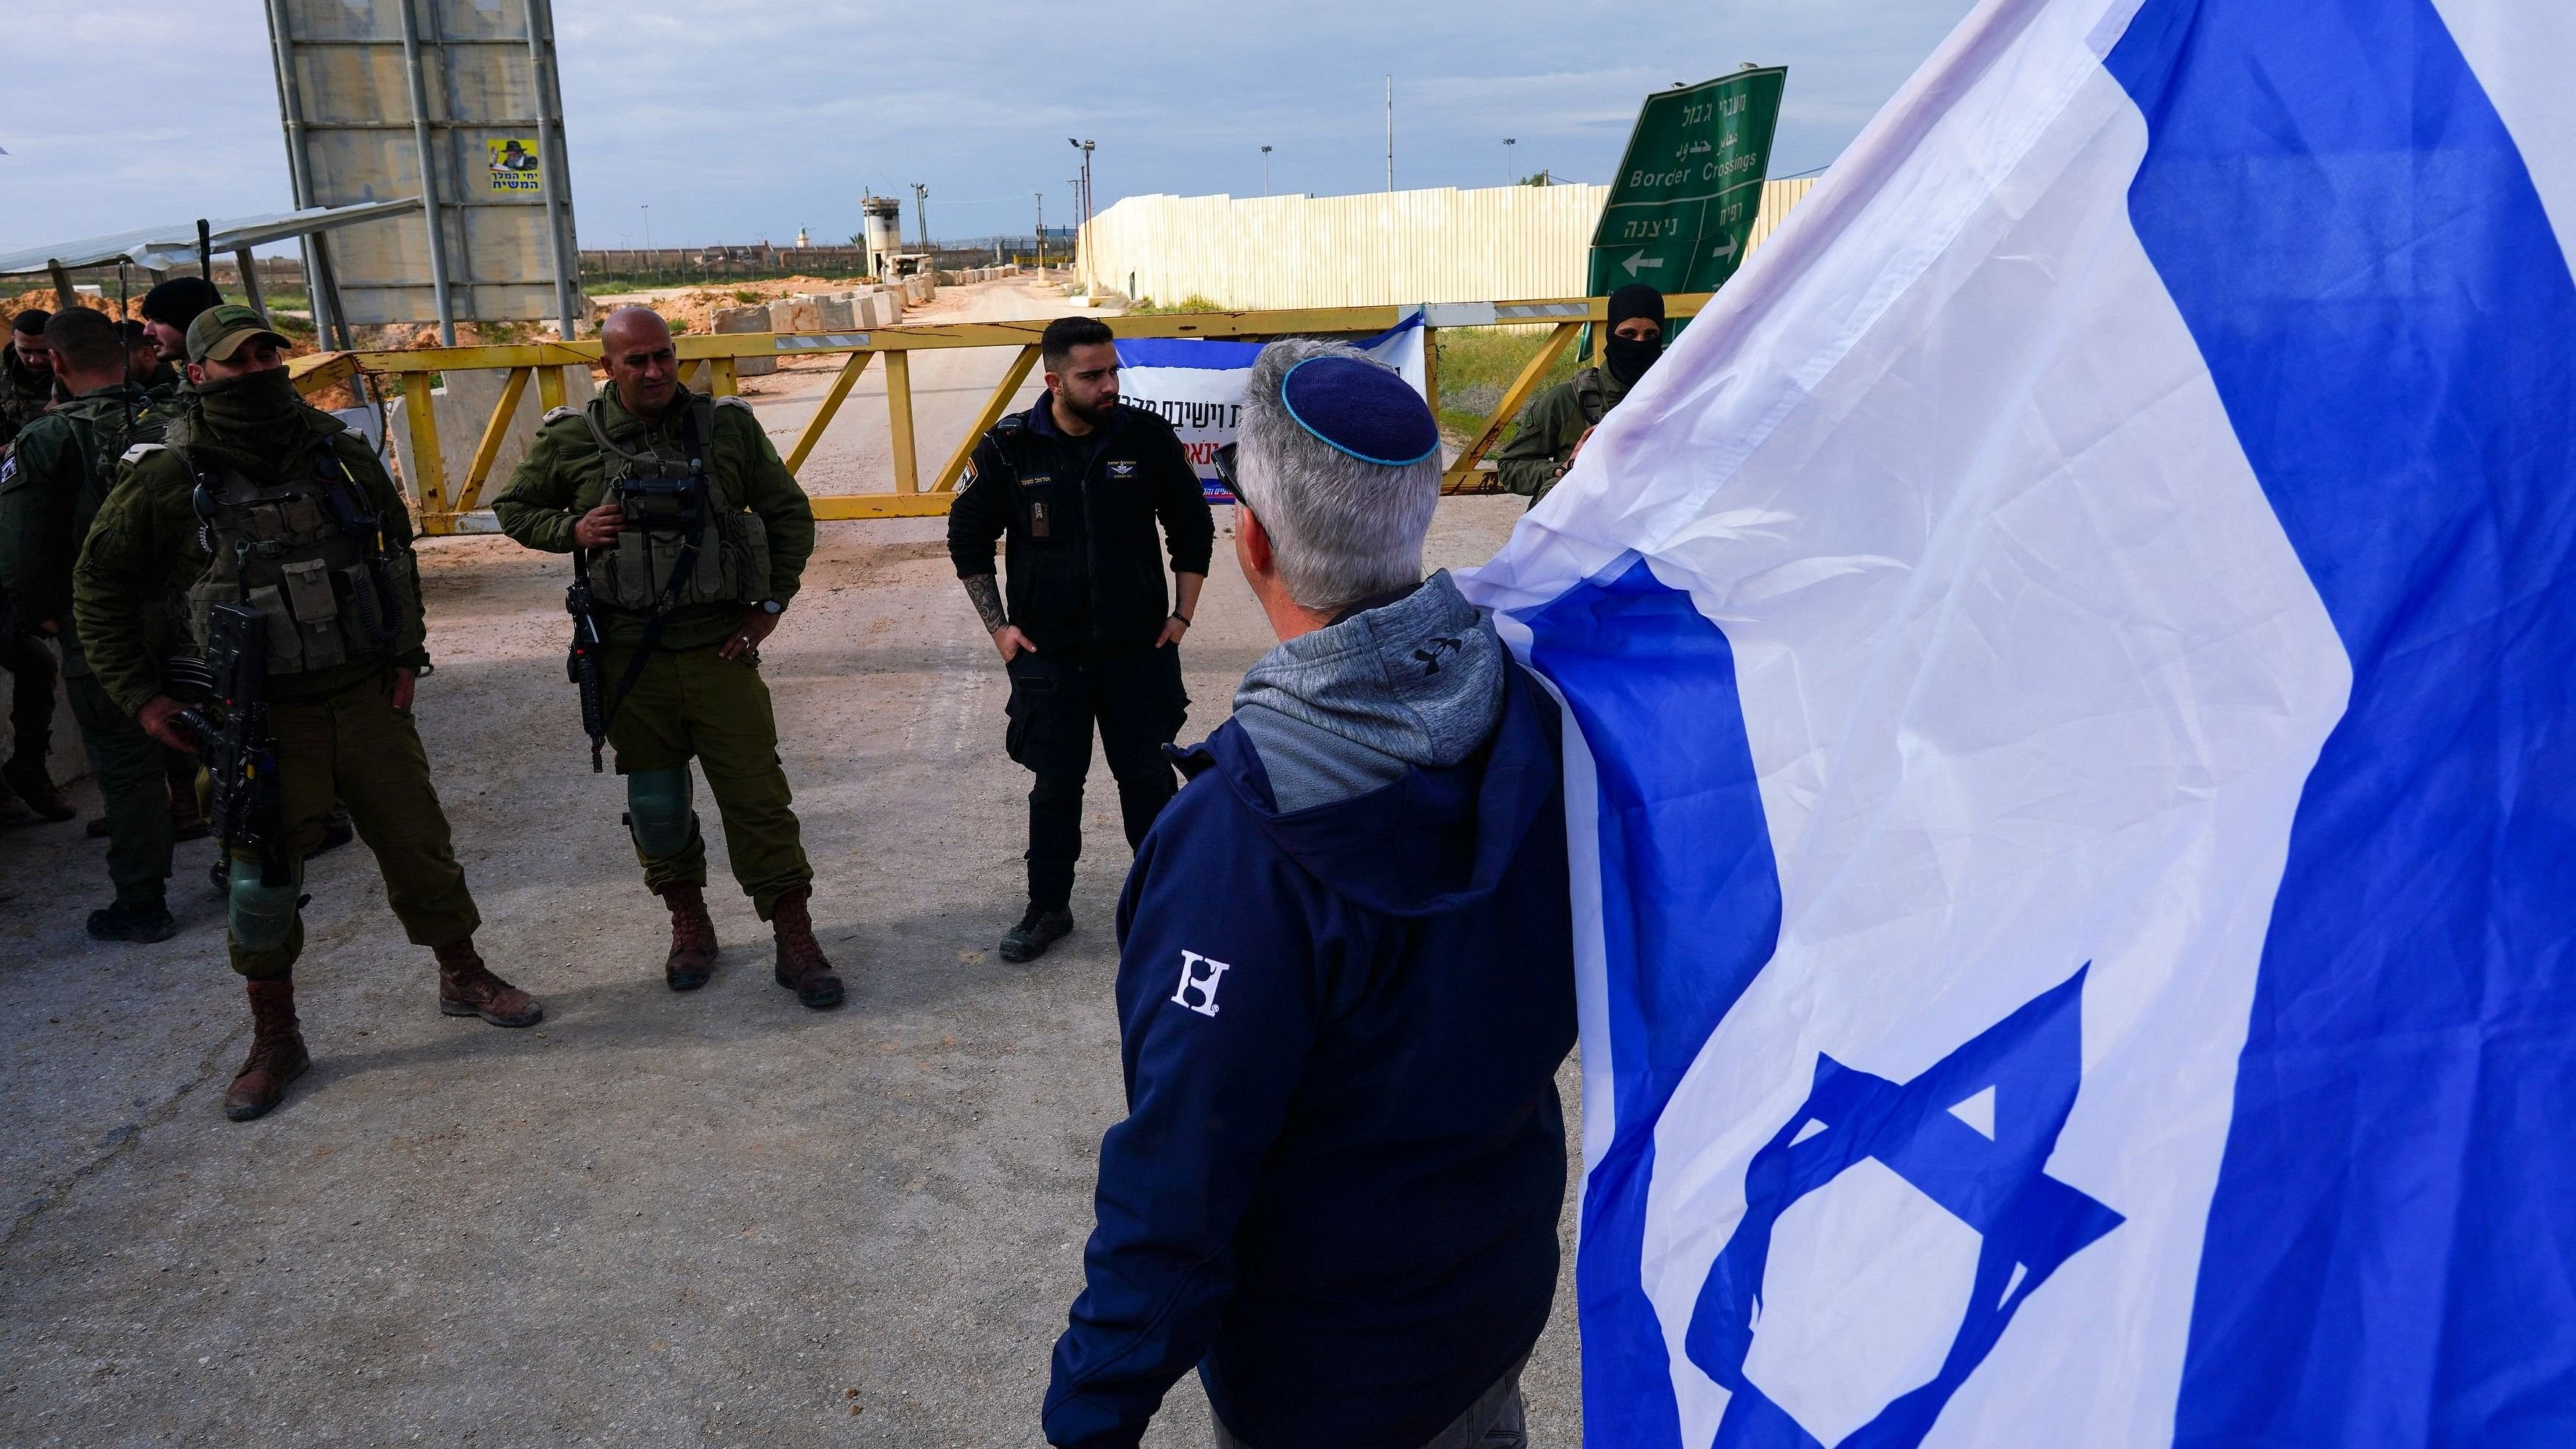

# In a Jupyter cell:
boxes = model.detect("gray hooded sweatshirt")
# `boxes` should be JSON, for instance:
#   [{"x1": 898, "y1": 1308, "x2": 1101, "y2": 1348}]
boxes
[{"x1": 1231, "y1": 570, "x2": 1508, "y2": 812}]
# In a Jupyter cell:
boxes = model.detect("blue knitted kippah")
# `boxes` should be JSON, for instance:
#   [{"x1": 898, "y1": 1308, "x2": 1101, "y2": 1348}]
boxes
[{"x1": 1279, "y1": 355, "x2": 1440, "y2": 467}]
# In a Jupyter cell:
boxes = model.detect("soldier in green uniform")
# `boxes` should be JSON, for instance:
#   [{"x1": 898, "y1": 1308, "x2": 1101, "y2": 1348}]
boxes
[
  {"x1": 0, "y1": 308, "x2": 76, "y2": 821},
  {"x1": 492, "y1": 305, "x2": 842, "y2": 1009},
  {"x1": 1492, "y1": 283, "x2": 1668, "y2": 506},
  {"x1": 1, "y1": 309, "x2": 63, "y2": 447},
  {"x1": 74, "y1": 305, "x2": 542, "y2": 1122},
  {"x1": 0, "y1": 308, "x2": 187, "y2": 939}
]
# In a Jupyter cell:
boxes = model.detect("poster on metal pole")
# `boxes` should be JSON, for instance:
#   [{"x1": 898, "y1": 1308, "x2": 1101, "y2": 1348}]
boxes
[
  {"x1": 263, "y1": 0, "x2": 583, "y2": 330},
  {"x1": 1586, "y1": 68, "x2": 1787, "y2": 305}
]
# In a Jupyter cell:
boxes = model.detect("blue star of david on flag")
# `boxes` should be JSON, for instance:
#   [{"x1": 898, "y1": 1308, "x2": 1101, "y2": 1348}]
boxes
[{"x1": 1684, "y1": 968, "x2": 2123, "y2": 1448}]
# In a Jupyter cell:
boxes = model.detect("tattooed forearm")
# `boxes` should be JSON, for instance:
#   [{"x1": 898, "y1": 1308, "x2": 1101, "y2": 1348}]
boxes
[{"x1": 962, "y1": 574, "x2": 1009, "y2": 635}]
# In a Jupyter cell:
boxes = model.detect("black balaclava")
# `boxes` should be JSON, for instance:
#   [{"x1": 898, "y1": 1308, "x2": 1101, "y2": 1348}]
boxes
[{"x1": 1603, "y1": 283, "x2": 1667, "y2": 387}]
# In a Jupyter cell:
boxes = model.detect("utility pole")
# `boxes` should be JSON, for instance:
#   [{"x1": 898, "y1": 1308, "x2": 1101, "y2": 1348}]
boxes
[
  {"x1": 910, "y1": 183, "x2": 930, "y2": 253},
  {"x1": 1034, "y1": 193, "x2": 1045, "y2": 271},
  {"x1": 1262, "y1": 144, "x2": 1273, "y2": 197},
  {"x1": 1066, "y1": 138, "x2": 1095, "y2": 231},
  {"x1": 1066, "y1": 138, "x2": 1097, "y2": 299},
  {"x1": 641, "y1": 203, "x2": 651, "y2": 251},
  {"x1": 1504, "y1": 137, "x2": 1515, "y2": 185},
  {"x1": 1385, "y1": 76, "x2": 1394, "y2": 192}
]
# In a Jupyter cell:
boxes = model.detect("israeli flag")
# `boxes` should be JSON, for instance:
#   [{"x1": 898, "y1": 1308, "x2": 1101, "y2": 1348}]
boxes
[{"x1": 1460, "y1": 1, "x2": 2575, "y2": 1445}]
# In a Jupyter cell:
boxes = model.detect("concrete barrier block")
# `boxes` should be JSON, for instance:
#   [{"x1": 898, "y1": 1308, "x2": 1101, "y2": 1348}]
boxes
[
  {"x1": 767, "y1": 296, "x2": 822, "y2": 333},
  {"x1": 715, "y1": 304, "x2": 776, "y2": 376},
  {"x1": 813, "y1": 295, "x2": 856, "y2": 330}
]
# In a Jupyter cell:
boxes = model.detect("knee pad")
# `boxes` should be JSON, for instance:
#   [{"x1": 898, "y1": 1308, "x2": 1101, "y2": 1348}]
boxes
[
  {"x1": 624, "y1": 765, "x2": 696, "y2": 857},
  {"x1": 227, "y1": 856, "x2": 305, "y2": 954}
]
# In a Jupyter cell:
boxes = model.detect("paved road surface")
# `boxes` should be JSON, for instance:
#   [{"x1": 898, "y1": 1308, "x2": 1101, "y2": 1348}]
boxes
[{"x1": 0, "y1": 281, "x2": 1581, "y2": 1448}]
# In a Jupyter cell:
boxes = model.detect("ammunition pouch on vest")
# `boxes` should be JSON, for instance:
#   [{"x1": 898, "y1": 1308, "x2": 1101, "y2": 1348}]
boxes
[
  {"x1": 184, "y1": 441, "x2": 425, "y2": 679},
  {"x1": 578, "y1": 395, "x2": 769, "y2": 612}
]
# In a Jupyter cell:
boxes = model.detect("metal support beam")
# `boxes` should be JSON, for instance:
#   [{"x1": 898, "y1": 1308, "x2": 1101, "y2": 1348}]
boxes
[
  {"x1": 397, "y1": 0, "x2": 458, "y2": 345},
  {"x1": 236, "y1": 250, "x2": 267, "y2": 320},
  {"x1": 884, "y1": 350, "x2": 919, "y2": 493},
  {"x1": 1441, "y1": 320, "x2": 1580, "y2": 492},
  {"x1": 521, "y1": 0, "x2": 581, "y2": 339},
  {"x1": 932, "y1": 345, "x2": 1041, "y2": 492},
  {"x1": 708, "y1": 358, "x2": 737, "y2": 397},
  {"x1": 453, "y1": 367, "x2": 531, "y2": 514},
  {"x1": 48, "y1": 262, "x2": 74, "y2": 312},
  {"x1": 785, "y1": 351, "x2": 875, "y2": 474},
  {"x1": 536, "y1": 364, "x2": 566, "y2": 412},
  {"x1": 399, "y1": 372, "x2": 447, "y2": 512}
]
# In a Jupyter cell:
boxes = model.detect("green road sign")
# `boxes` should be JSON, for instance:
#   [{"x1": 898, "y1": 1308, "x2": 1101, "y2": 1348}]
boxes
[{"x1": 1588, "y1": 68, "x2": 1787, "y2": 301}]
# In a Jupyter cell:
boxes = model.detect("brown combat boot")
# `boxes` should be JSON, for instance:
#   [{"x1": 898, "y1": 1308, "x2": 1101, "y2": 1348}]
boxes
[
  {"x1": 771, "y1": 888, "x2": 843, "y2": 1010},
  {"x1": 224, "y1": 974, "x2": 311, "y2": 1122},
  {"x1": 662, "y1": 885, "x2": 718, "y2": 991},
  {"x1": 1, "y1": 753, "x2": 74, "y2": 822},
  {"x1": 434, "y1": 939, "x2": 543, "y2": 1027}
]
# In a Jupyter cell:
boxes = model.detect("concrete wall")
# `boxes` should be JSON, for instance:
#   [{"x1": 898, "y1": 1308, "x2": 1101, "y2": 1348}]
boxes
[{"x1": 1075, "y1": 179, "x2": 1817, "y2": 309}]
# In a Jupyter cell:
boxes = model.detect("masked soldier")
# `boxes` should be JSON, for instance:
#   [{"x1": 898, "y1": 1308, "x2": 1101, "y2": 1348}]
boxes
[
  {"x1": 0, "y1": 308, "x2": 188, "y2": 939},
  {"x1": 492, "y1": 306, "x2": 839, "y2": 1009},
  {"x1": 74, "y1": 305, "x2": 541, "y2": 1122},
  {"x1": 1493, "y1": 283, "x2": 1667, "y2": 506}
]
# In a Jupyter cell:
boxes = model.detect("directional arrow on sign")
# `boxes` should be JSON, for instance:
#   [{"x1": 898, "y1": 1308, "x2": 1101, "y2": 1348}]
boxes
[
  {"x1": 1621, "y1": 250, "x2": 1667, "y2": 277},
  {"x1": 1710, "y1": 235, "x2": 1740, "y2": 263}
]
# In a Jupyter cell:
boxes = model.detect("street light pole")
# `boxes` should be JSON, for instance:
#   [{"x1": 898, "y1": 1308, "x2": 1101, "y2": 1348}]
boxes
[
  {"x1": 1504, "y1": 138, "x2": 1515, "y2": 185},
  {"x1": 1262, "y1": 144, "x2": 1273, "y2": 197},
  {"x1": 1066, "y1": 138, "x2": 1097, "y2": 298},
  {"x1": 910, "y1": 183, "x2": 930, "y2": 254}
]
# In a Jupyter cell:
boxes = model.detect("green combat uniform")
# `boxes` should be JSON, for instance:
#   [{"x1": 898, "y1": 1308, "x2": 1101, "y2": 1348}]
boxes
[
  {"x1": 0, "y1": 382, "x2": 181, "y2": 913},
  {"x1": 1491, "y1": 365, "x2": 1629, "y2": 506},
  {"x1": 0, "y1": 341, "x2": 60, "y2": 453},
  {"x1": 492, "y1": 384, "x2": 819, "y2": 918},
  {"x1": 73, "y1": 375, "x2": 484, "y2": 978}
]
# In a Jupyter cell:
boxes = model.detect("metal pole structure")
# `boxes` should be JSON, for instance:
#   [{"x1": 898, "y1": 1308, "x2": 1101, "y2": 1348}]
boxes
[
  {"x1": 910, "y1": 183, "x2": 930, "y2": 254},
  {"x1": 1504, "y1": 137, "x2": 1515, "y2": 184},
  {"x1": 1262, "y1": 145, "x2": 1273, "y2": 197},
  {"x1": 1386, "y1": 76, "x2": 1395, "y2": 191},
  {"x1": 396, "y1": 0, "x2": 458, "y2": 344},
  {"x1": 261, "y1": 0, "x2": 338, "y2": 344},
  {"x1": 523, "y1": 0, "x2": 581, "y2": 339},
  {"x1": 1035, "y1": 194, "x2": 1044, "y2": 271},
  {"x1": 236, "y1": 249, "x2": 269, "y2": 320}
]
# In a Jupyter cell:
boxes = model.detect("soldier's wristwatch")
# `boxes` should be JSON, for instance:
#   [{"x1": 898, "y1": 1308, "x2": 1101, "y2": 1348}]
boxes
[{"x1": 755, "y1": 599, "x2": 785, "y2": 616}]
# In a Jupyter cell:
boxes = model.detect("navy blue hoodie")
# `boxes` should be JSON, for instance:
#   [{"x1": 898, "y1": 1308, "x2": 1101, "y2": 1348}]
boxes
[{"x1": 1042, "y1": 630, "x2": 1578, "y2": 1449}]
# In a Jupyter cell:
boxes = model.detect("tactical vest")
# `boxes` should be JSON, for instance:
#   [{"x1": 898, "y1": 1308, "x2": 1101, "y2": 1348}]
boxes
[
  {"x1": 573, "y1": 394, "x2": 770, "y2": 612},
  {"x1": 180, "y1": 436, "x2": 426, "y2": 679},
  {"x1": 64, "y1": 389, "x2": 169, "y2": 534}
]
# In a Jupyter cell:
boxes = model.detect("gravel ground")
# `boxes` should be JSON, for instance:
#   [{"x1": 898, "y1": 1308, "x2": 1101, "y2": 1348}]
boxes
[{"x1": 0, "y1": 281, "x2": 1579, "y2": 1448}]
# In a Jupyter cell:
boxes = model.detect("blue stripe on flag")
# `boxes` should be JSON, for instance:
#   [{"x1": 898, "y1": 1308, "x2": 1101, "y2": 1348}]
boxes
[
  {"x1": 1520, "y1": 558, "x2": 1785, "y2": 1447},
  {"x1": 1114, "y1": 313, "x2": 1421, "y2": 370},
  {"x1": 2108, "y1": 1, "x2": 2576, "y2": 1441}
]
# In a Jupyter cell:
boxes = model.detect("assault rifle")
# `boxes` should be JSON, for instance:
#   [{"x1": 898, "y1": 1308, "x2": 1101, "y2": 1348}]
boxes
[
  {"x1": 566, "y1": 556, "x2": 608, "y2": 772},
  {"x1": 171, "y1": 600, "x2": 289, "y2": 887}
]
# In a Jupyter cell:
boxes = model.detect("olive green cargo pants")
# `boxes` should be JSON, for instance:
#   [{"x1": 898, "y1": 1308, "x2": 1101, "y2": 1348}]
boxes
[
  {"x1": 228, "y1": 670, "x2": 483, "y2": 979},
  {"x1": 66, "y1": 672, "x2": 175, "y2": 910},
  {"x1": 602, "y1": 643, "x2": 813, "y2": 919}
]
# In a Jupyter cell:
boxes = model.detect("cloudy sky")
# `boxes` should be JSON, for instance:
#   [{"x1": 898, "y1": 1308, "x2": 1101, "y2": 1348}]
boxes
[{"x1": 0, "y1": 0, "x2": 1977, "y2": 255}]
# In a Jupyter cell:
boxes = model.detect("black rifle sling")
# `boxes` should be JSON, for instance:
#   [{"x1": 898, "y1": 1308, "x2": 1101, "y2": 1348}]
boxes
[{"x1": 594, "y1": 397, "x2": 714, "y2": 737}]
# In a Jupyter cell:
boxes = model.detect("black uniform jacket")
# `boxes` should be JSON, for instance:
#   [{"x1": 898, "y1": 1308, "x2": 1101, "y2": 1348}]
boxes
[{"x1": 947, "y1": 397, "x2": 1214, "y2": 660}]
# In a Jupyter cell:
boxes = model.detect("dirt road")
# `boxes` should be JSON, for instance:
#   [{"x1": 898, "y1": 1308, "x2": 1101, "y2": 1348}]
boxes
[{"x1": 0, "y1": 280, "x2": 1578, "y2": 1448}]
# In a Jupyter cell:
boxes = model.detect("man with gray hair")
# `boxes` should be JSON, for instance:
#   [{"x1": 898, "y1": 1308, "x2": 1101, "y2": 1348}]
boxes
[{"x1": 1044, "y1": 340, "x2": 1578, "y2": 1449}]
